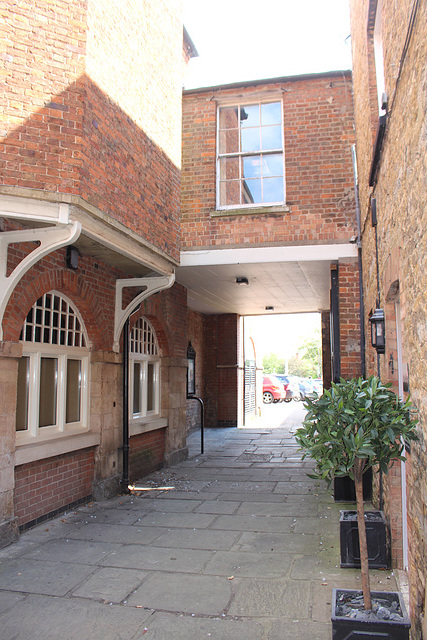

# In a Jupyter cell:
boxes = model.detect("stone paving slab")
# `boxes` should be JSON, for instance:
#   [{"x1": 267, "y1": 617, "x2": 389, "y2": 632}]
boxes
[
  {"x1": 193, "y1": 499, "x2": 241, "y2": 514},
  {"x1": 236, "y1": 500, "x2": 316, "y2": 516},
  {"x1": 126, "y1": 572, "x2": 232, "y2": 614},
  {"x1": 71, "y1": 566, "x2": 148, "y2": 603},
  {"x1": 202, "y1": 549, "x2": 292, "y2": 578},
  {"x1": 136, "y1": 511, "x2": 216, "y2": 529},
  {"x1": 152, "y1": 527, "x2": 241, "y2": 550},
  {"x1": 22, "y1": 538, "x2": 120, "y2": 564},
  {"x1": 136, "y1": 611, "x2": 268, "y2": 640},
  {"x1": 228, "y1": 577, "x2": 311, "y2": 617},
  {"x1": 99, "y1": 544, "x2": 213, "y2": 572},
  {"x1": 236, "y1": 531, "x2": 320, "y2": 553},
  {"x1": 65, "y1": 522, "x2": 167, "y2": 545},
  {"x1": 0, "y1": 593, "x2": 151, "y2": 640},
  {"x1": 210, "y1": 514, "x2": 295, "y2": 533},
  {"x1": 0, "y1": 558, "x2": 95, "y2": 596}
]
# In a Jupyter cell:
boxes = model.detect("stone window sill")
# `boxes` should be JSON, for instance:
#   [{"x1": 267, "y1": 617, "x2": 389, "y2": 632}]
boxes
[
  {"x1": 211, "y1": 204, "x2": 290, "y2": 218},
  {"x1": 15, "y1": 431, "x2": 100, "y2": 466},
  {"x1": 130, "y1": 417, "x2": 167, "y2": 437}
]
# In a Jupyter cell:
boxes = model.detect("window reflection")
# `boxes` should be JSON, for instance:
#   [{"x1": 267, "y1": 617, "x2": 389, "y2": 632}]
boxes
[
  {"x1": 261, "y1": 102, "x2": 282, "y2": 125},
  {"x1": 218, "y1": 100, "x2": 284, "y2": 208}
]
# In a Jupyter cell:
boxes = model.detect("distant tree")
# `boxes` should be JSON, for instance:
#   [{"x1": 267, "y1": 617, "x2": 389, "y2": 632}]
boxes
[
  {"x1": 262, "y1": 353, "x2": 286, "y2": 374},
  {"x1": 288, "y1": 330, "x2": 322, "y2": 378},
  {"x1": 288, "y1": 354, "x2": 315, "y2": 378}
]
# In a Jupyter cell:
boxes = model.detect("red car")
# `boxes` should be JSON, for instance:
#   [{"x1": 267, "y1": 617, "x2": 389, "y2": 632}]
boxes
[{"x1": 262, "y1": 375, "x2": 291, "y2": 404}]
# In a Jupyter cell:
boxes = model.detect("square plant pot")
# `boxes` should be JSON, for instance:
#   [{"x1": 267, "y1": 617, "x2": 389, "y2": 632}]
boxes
[
  {"x1": 332, "y1": 589, "x2": 411, "y2": 640},
  {"x1": 334, "y1": 468, "x2": 373, "y2": 502},
  {"x1": 340, "y1": 510, "x2": 388, "y2": 569}
]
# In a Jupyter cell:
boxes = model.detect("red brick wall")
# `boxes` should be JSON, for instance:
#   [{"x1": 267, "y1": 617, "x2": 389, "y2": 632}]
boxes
[
  {"x1": 0, "y1": 1, "x2": 86, "y2": 194},
  {"x1": 1, "y1": 0, "x2": 182, "y2": 262},
  {"x1": 129, "y1": 429, "x2": 166, "y2": 482},
  {"x1": 15, "y1": 448, "x2": 95, "y2": 528},
  {"x1": 201, "y1": 314, "x2": 239, "y2": 429},
  {"x1": 181, "y1": 73, "x2": 356, "y2": 250},
  {"x1": 203, "y1": 316, "x2": 219, "y2": 428},
  {"x1": 339, "y1": 259, "x2": 362, "y2": 379}
]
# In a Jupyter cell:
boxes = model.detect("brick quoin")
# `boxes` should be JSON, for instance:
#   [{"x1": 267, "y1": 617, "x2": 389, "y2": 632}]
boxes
[{"x1": 14, "y1": 448, "x2": 95, "y2": 528}]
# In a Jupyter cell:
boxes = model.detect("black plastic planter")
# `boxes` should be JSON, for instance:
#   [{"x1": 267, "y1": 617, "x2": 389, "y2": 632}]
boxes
[
  {"x1": 332, "y1": 589, "x2": 411, "y2": 640},
  {"x1": 340, "y1": 510, "x2": 388, "y2": 569},
  {"x1": 334, "y1": 468, "x2": 373, "y2": 502}
]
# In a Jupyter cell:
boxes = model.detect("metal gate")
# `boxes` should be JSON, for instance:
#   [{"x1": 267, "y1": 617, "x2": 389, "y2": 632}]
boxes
[{"x1": 244, "y1": 359, "x2": 256, "y2": 417}]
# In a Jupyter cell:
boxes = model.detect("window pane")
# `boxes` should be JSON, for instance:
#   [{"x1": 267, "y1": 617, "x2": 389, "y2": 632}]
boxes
[
  {"x1": 263, "y1": 177, "x2": 284, "y2": 203},
  {"x1": 240, "y1": 104, "x2": 259, "y2": 127},
  {"x1": 241, "y1": 127, "x2": 261, "y2": 152},
  {"x1": 261, "y1": 102, "x2": 282, "y2": 125},
  {"x1": 66, "y1": 359, "x2": 81, "y2": 423},
  {"x1": 16, "y1": 356, "x2": 30, "y2": 431},
  {"x1": 218, "y1": 129, "x2": 239, "y2": 154},
  {"x1": 261, "y1": 125, "x2": 282, "y2": 150},
  {"x1": 263, "y1": 153, "x2": 283, "y2": 177},
  {"x1": 39, "y1": 358, "x2": 57, "y2": 427},
  {"x1": 133, "y1": 362, "x2": 142, "y2": 415},
  {"x1": 219, "y1": 181, "x2": 241, "y2": 207},
  {"x1": 242, "y1": 155, "x2": 261, "y2": 178},
  {"x1": 147, "y1": 363, "x2": 155, "y2": 412},
  {"x1": 219, "y1": 157, "x2": 239, "y2": 181},
  {"x1": 218, "y1": 106, "x2": 238, "y2": 130},
  {"x1": 243, "y1": 179, "x2": 262, "y2": 204}
]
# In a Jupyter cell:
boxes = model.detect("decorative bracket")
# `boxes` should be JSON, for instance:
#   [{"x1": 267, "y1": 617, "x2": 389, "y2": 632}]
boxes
[
  {"x1": 113, "y1": 273, "x2": 175, "y2": 352},
  {"x1": 0, "y1": 222, "x2": 81, "y2": 341}
]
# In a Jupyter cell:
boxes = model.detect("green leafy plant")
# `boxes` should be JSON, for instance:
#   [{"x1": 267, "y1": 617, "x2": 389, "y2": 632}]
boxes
[{"x1": 295, "y1": 376, "x2": 418, "y2": 611}]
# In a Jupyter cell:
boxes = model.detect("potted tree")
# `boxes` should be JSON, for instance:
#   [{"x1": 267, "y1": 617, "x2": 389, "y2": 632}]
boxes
[{"x1": 295, "y1": 376, "x2": 418, "y2": 639}]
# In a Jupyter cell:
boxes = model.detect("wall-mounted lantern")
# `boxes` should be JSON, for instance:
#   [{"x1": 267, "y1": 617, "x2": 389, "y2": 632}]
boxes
[
  {"x1": 369, "y1": 308, "x2": 385, "y2": 354},
  {"x1": 187, "y1": 341, "x2": 196, "y2": 397}
]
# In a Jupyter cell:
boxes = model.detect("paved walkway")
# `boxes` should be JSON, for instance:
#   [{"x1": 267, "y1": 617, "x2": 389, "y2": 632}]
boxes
[{"x1": 0, "y1": 404, "x2": 396, "y2": 639}]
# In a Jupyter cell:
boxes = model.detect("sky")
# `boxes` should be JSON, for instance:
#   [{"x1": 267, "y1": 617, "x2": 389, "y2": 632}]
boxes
[
  {"x1": 183, "y1": 0, "x2": 352, "y2": 89},
  {"x1": 245, "y1": 313, "x2": 321, "y2": 362}
]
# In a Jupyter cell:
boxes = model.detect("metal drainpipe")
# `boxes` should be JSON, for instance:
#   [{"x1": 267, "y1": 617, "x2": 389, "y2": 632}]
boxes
[
  {"x1": 351, "y1": 145, "x2": 366, "y2": 378},
  {"x1": 122, "y1": 317, "x2": 130, "y2": 492}
]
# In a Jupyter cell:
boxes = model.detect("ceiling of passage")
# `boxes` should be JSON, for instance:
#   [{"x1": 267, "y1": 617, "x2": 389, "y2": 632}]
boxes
[{"x1": 175, "y1": 259, "x2": 333, "y2": 316}]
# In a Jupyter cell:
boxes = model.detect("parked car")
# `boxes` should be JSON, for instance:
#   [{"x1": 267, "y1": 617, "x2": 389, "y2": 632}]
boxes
[
  {"x1": 262, "y1": 375, "x2": 290, "y2": 404},
  {"x1": 311, "y1": 378, "x2": 323, "y2": 395},
  {"x1": 298, "y1": 378, "x2": 317, "y2": 400},
  {"x1": 275, "y1": 374, "x2": 300, "y2": 401}
]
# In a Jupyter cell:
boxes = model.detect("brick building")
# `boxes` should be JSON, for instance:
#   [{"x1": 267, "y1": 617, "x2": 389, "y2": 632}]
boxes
[
  {"x1": 0, "y1": 0, "x2": 194, "y2": 544},
  {"x1": 1, "y1": 0, "x2": 364, "y2": 556},
  {"x1": 349, "y1": 0, "x2": 427, "y2": 636},
  {"x1": 179, "y1": 73, "x2": 362, "y2": 429}
]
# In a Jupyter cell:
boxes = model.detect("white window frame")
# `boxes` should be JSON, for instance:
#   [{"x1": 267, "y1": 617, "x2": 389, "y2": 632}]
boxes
[
  {"x1": 216, "y1": 98, "x2": 286, "y2": 211},
  {"x1": 129, "y1": 318, "x2": 160, "y2": 420},
  {"x1": 16, "y1": 291, "x2": 90, "y2": 443}
]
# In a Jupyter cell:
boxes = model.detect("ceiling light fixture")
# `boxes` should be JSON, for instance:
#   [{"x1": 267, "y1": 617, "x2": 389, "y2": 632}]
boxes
[
  {"x1": 265, "y1": 306, "x2": 274, "y2": 311},
  {"x1": 236, "y1": 277, "x2": 249, "y2": 286}
]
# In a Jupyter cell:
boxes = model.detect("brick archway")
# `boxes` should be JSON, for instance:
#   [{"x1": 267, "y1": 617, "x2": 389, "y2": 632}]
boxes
[{"x1": 4, "y1": 269, "x2": 108, "y2": 350}]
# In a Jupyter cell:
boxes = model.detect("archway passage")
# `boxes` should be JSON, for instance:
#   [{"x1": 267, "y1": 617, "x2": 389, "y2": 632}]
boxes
[{"x1": 177, "y1": 251, "x2": 362, "y2": 430}]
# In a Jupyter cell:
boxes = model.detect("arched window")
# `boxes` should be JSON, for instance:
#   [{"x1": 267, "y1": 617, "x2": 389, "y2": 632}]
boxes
[
  {"x1": 129, "y1": 318, "x2": 160, "y2": 419},
  {"x1": 16, "y1": 292, "x2": 89, "y2": 439}
]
